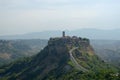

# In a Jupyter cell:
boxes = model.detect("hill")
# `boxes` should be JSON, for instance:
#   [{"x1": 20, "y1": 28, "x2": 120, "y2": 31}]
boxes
[
  {"x1": 1, "y1": 29, "x2": 120, "y2": 40},
  {"x1": 0, "y1": 39, "x2": 47, "y2": 65},
  {"x1": 91, "y1": 40, "x2": 120, "y2": 67},
  {"x1": 0, "y1": 36, "x2": 119, "y2": 80}
]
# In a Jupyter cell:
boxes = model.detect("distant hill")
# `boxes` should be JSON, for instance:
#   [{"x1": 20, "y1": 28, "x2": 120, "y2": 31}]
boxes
[
  {"x1": 0, "y1": 29, "x2": 120, "y2": 40},
  {"x1": 91, "y1": 40, "x2": 120, "y2": 67},
  {"x1": 0, "y1": 36, "x2": 119, "y2": 80},
  {"x1": 0, "y1": 39, "x2": 47, "y2": 65}
]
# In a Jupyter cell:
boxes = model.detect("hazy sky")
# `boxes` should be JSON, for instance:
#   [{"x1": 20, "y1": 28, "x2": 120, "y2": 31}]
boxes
[{"x1": 0, "y1": 0, "x2": 120, "y2": 35}]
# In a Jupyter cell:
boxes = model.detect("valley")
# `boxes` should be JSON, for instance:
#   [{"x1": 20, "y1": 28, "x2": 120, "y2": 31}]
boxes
[{"x1": 0, "y1": 39, "x2": 47, "y2": 65}]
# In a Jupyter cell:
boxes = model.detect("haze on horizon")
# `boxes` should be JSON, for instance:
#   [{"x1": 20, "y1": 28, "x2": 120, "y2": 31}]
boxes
[{"x1": 0, "y1": 0, "x2": 120, "y2": 36}]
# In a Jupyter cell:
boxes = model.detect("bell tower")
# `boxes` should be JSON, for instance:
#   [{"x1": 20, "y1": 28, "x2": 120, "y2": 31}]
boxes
[{"x1": 62, "y1": 31, "x2": 65, "y2": 37}]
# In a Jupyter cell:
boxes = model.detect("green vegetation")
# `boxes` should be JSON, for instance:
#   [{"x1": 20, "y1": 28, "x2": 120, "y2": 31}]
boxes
[{"x1": 67, "y1": 60, "x2": 74, "y2": 67}]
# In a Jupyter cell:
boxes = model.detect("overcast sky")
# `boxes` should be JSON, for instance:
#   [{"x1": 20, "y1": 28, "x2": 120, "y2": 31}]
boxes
[{"x1": 0, "y1": 0, "x2": 120, "y2": 35}]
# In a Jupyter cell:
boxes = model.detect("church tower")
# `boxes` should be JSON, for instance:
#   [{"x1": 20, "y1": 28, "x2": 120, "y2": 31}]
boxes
[{"x1": 62, "y1": 31, "x2": 65, "y2": 37}]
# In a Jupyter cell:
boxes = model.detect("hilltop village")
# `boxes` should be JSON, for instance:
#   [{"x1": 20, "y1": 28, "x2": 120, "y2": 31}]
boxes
[{"x1": 48, "y1": 31, "x2": 90, "y2": 48}]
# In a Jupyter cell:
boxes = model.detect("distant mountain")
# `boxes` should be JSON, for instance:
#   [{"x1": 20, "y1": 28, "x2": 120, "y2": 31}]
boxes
[
  {"x1": 0, "y1": 36, "x2": 119, "y2": 80},
  {"x1": 0, "y1": 29, "x2": 120, "y2": 40}
]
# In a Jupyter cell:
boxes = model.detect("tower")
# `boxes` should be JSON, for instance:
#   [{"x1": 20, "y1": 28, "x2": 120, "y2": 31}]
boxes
[{"x1": 62, "y1": 31, "x2": 65, "y2": 37}]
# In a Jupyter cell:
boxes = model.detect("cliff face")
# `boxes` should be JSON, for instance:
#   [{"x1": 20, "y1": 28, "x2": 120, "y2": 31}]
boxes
[{"x1": 49, "y1": 36, "x2": 95, "y2": 56}]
